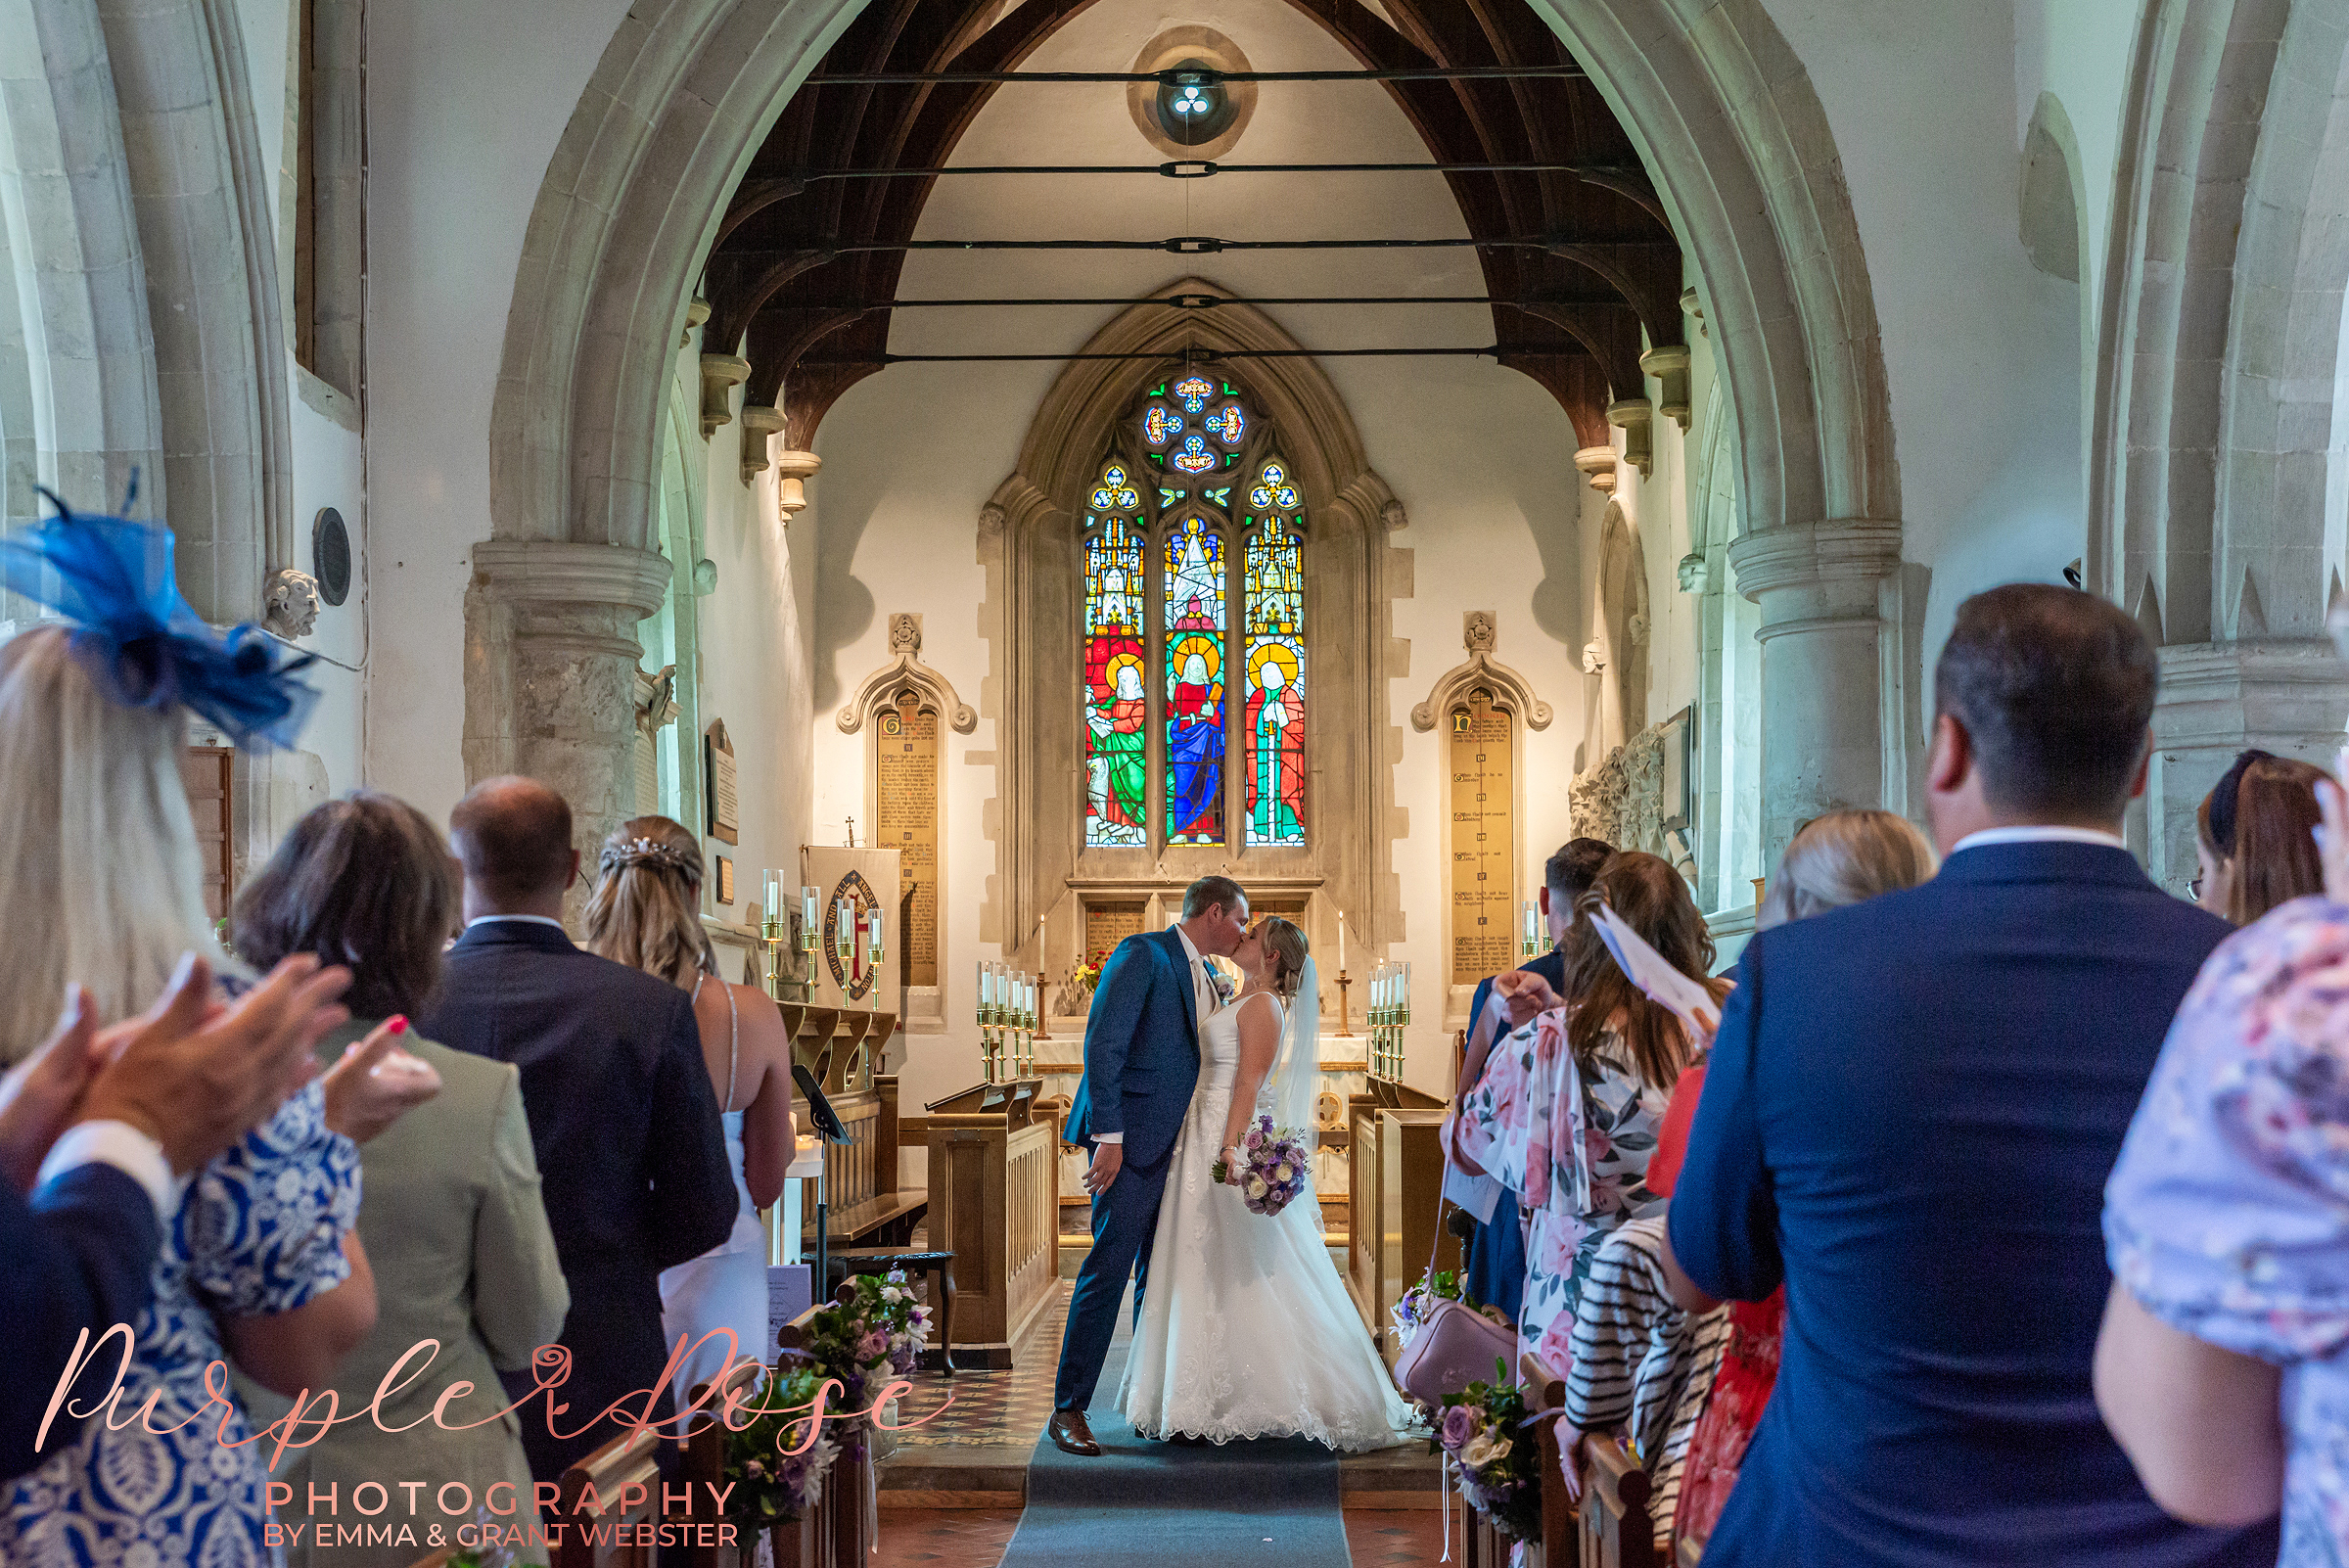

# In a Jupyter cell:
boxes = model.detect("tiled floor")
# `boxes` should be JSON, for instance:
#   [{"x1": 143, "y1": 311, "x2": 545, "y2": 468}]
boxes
[
  {"x1": 887, "y1": 1287, "x2": 1068, "y2": 1449},
  {"x1": 1344, "y1": 1512, "x2": 1452, "y2": 1566}
]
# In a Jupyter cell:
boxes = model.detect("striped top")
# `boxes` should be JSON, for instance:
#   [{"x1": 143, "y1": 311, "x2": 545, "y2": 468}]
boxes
[{"x1": 1562, "y1": 1215, "x2": 1732, "y2": 1545}]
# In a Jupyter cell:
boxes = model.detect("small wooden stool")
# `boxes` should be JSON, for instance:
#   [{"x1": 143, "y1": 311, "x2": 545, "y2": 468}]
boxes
[{"x1": 826, "y1": 1247, "x2": 956, "y2": 1376}]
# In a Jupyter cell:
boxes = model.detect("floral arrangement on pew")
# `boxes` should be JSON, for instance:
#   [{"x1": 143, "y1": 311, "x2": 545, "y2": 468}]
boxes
[
  {"x1": 1392, "y1": 1265, "x2": 1510, "y2": 1350},
  {"x1": 721, "y1": 1270, "x2": 933, "y2": 1527},
  {"x1": 1430, "y1": 1361, "x2": 1544, "y2": 1545}
]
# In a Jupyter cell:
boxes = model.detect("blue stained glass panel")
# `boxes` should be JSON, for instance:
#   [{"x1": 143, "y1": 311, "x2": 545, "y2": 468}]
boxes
[
  {"x1": 1164, "y1": 515, "x2": 1225, "y2": 845},
  {"x1": 1244, "y1": 525, "x2": 1306, "y2": 846}
]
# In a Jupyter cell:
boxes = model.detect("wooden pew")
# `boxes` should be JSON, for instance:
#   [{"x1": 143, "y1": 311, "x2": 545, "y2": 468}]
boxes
[
  {"x1": 1520, "y1": 1351, "x2": 1574, "y2": 1568},
  {"x1": 1344, "y1": 1079, "x2": 1455, "y2": 1358},
  {"x1": 1578, "y1": 1435, "x2": 1663, "y2": 1568},
  {"x1": 922, "y1": 1079, "x2": 1059, "y2": 1368},
  {"x1": 552, "y1": 1426, "x2": 665, "y2": 1568},
  {"x1": 764, "y1": 1286, "x2": 878, "y2": 1567}
]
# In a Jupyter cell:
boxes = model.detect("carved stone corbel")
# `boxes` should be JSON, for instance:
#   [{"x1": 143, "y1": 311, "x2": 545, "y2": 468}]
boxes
[
  {"x1": 1574, "y1": 445, "x2": 1620, "y2": 494},
  {"x1": 739, "y1": 405, "x2": 784, "y2": 486},
  {"x1": 1409, "y1": 611, "x2": 1553, "y2": 731},
  {"x1": 1640, "y1": 346, "x2": 1692, "y2": 430},
  {"x1": 681, "y1": 297, "x2": 711, "y2": 348},
  {"x1": 698, "y1": 353, "x2": 749, "y2": 437},
  {"x1": 774, "y1": 449, "x2": 820, "y2": 519},
  {"x1": 838, "y1": 613, "x2": 978, "y2": 735},
  {"x1": 1609, "y1": 398, "x2": 1654, "y2": 478},
  {"x1": 634, "y1": 664, "x2": 679, "y2": 739}
]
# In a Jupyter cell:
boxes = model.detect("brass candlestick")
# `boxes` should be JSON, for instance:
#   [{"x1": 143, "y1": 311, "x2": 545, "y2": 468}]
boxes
[{"x1": 1335, "y1": 970, "x2": 1353, "y2": 1037}]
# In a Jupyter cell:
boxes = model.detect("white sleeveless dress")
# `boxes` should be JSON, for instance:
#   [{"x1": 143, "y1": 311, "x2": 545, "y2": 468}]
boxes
[
  {"x1": 1118, "y1": 992, "x2": 1416, "y2": 1450},
  {"x1": 660, "y1": 978, "x2": 766, "y2": 1399}
]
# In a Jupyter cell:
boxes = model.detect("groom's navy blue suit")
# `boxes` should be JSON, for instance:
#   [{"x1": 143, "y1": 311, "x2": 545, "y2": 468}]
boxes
[{"x1": 1055, "y1": 927, "x2": 1202, "y2": 1412}]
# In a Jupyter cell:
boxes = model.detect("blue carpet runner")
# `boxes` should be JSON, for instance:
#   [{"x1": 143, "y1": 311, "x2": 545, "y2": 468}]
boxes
[{"x1": 995, "y1": 1298, "x2": 1353, "y2": 1568}]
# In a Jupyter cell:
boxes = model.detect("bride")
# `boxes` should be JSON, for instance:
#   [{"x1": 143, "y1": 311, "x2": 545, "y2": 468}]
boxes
[{"x1": 1119, "y1": 915, "x2": 1417, "y2": 1449}]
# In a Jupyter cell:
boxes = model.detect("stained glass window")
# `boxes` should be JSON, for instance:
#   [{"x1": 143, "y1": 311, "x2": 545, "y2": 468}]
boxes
[
  {"x1": 1079, "y1": 384, "x2": 1307, "y2": 853},
  {"x1": 1164, "y1": 513, "x2": 1225, "y2": 845},
  {"x1": 1244, "y1": 522, "x2": 1306, "y2": 847},
  {"x1": 1083, "y1": 459, "x2": 1147, "y2": 847}
]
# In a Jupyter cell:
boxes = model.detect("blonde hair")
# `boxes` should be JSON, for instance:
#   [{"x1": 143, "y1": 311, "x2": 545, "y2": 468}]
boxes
[
  {"x1": 579, "y1": 814, "x2": 717, "y2": 990},
  {"x1": 1757, "y1": 808, "x2": 1938, "y2": 932},
  {"x1": 1256, "y1": 915, "x2": 1309, "y2": 999},
  {"x1": 0, "y1": 626, "x2": 229, "y2": 1063}
]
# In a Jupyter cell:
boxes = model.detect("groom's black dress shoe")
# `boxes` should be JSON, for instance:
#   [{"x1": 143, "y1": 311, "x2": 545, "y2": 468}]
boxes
[{"x1": 1049, "y1": 1409, "x2": 1102, "y2": 1457}]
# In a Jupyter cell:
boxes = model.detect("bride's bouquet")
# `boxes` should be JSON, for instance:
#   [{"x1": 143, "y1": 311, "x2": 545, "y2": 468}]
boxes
[{"x1": 1212, "y1": 1113, "x2": 1313, "y2": 1216}]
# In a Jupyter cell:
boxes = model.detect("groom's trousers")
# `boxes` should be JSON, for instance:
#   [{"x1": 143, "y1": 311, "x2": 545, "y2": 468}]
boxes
[{"x1": 1052, "y1": 1144, "x2": 1175, "y2": 1411}]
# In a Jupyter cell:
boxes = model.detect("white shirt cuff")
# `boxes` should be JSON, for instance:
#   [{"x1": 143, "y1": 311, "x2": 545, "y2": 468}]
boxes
[
  {"x1": 1093, "y1": 1131, "x2": 1123, "y2": 1144},
  {"x1": 38, "y1": 1121, "x2": 184, "y2": 1226}
]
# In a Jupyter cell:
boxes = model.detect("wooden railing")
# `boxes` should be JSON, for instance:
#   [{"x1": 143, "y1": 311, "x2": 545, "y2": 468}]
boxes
[
  {"x1": 552, "y1": 1427, "x2": 664, "y2": 1568},
  {"x1": 1005, "y1": 1118, "x2": 1057, "y2": 1317},
  {"x1": 1578, "y1": 1437, "x2": 1663, "y2": 1568}
]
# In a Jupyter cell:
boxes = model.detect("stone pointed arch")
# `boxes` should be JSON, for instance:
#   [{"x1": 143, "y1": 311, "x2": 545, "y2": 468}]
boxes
[
  {"x1": 2096, "y1": 0, "x2": 2349, "y2": 892},
  {"x1": 979, "y1": 280, "x2": 1407, "y2": 973},
  {"x1": 484, "y1": 0, "x2": 1904, "y2": 871}
]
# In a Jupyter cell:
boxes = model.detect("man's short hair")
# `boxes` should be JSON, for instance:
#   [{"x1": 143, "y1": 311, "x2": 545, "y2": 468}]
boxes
[
  {"x1": 1545, "y1": 838, "x2": 1614, "y2": 901},
  {"x1": 1934, "y1": 583, "x2": 2157, "y2": 819},
  {"x1": 1182, "y1": 874, "x2": 1247, "y2": 921},
  {"x1": 449, "y1": 776, "x2": 576, "y2": 903}
]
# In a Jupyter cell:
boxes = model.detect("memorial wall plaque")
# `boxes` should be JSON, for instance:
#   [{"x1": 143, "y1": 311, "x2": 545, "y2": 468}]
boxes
[
  {"x1": 875, "y1": 694, "x2": 940, "y2": 987},
  {"x1": 1083, "y1": 902, "x2": 1145, "y2": 964},
  {"x1": 1448, "y1": 691, "x2": 1516, "y2": 985},
  {"x1": 705, "y1": 719, "x2": 739, "y2": 846}
]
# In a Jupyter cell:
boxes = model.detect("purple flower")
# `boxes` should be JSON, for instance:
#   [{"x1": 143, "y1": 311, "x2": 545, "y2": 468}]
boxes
[
  {"x1": 1439, "y1": 1405, "x2": 1476, "y2": 1452},
  {"x1": 858, "y1": 1328, "x2": 891, "y2": 1360}
]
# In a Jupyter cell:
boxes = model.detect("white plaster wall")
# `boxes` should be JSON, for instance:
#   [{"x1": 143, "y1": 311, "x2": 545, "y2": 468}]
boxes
[
  {"x1": 361, "y1": 0, "x2": 637, "y2": 823},
  {"x1": 1760, "y1": 0, "x2": 2089, "y2": 689},
  {"x1": 2014, "y1": 0, "x2": 2145, "y2": 306},
  {"x1": 806, "y1": 0, "x2": 1605, "y2": 1107}
]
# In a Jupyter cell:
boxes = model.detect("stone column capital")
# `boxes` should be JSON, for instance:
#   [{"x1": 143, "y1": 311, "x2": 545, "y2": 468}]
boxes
[
  {"x1": 774, "y1": 448, "x2": 821, "y2": 517},
  {"x1": 1573, "y1": 444, "x2": 1619, "y2": 492},
  {"x1": 739, "y1": 405, "x2": 785, "y2": 486},
  {"x1": 470, "y1": 539, "x2": 672, "y2": 620},
  {"x1": 1726, "y1": 520, "x2": 1903, "y2": 601}
]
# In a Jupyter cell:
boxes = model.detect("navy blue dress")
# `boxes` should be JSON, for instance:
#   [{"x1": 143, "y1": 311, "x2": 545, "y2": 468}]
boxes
[{"x1": 1459, "y1": 948, "x2": 1567, "y2": 1325}]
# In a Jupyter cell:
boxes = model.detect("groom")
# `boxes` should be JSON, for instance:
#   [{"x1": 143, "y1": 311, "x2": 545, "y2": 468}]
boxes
[{"x1": 1049, "y1": 874, "x2": 1250, "y2": 1456}]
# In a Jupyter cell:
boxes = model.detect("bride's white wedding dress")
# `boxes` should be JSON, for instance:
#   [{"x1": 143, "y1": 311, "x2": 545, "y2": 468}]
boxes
[{"x1": 1118, "y1": 983, "x2": 1416, "y2": 1450}]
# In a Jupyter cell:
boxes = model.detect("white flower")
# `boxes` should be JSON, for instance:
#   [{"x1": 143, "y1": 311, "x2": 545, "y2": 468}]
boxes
[
  {"x1": 1273, "y1": 1164, "x2": 1294, "y2": 1182},
  {"x1": 1459, "y1": 1432, "x2": 1512, "y2": 1470},
  {"x1": 882, "y1": 1285, "x2": 903, "y2": 1303},
  {"x1": 1243, "y1": 1175, "x2": 1269, "y2": 1200}
]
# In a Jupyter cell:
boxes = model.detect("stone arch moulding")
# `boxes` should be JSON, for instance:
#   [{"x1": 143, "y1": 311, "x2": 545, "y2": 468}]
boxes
[
  {"x1": 978, "y1": 278, "x2": 1408, "y2": 981},
  {"x1": 1411, "y1": 612, "x2": 1553, "y2": 733},
  {"x1": 488, "y1": 0, "x2": 1901, "y2": 866},
  {"x1": 837, "y1": 612, "x2": 976, "y2": 734},
  {"x1": 2092, "y1": 0, "x2": 2349, "y2": 893}
]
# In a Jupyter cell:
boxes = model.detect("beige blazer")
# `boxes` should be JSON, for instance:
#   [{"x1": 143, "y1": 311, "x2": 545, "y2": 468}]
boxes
[{"x1": 256, "y1": 1022, "x2": 569, "y2": 1568}]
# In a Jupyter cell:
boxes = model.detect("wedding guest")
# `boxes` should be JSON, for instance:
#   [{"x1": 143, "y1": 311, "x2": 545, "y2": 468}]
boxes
[
  {"x1": 1451, "y1": 837, "x2": 1612, "y2": 1324},
  {"x1": 233, "y1": 792, "x2": 570, "y2": 1567},
  {"x1": 0, "y1": 507, "x2": 425, "y2": 1565},
  {"x1": 1666, "y1": 807, "x2": 1936, "y2": 1549},
  {"x1": 581, "y1": 815, "x2": 795, "y2": 1400},
  {"x1": 0, "y1": 955, "x2": 356, "y2": 1479},
  {"x1": 1459, "y1": 851, "x2": 1726, "y2": 1373},
  {"x1": 1665, "y1": 583, "x2": 2278, "y2": 1566},
  {"x1": 2089, "y1": 768, "x2": 2349, "y2": 1558},
  {"x1": 2192, "y1": 747, "x2": 2326, "y2": 923},
  {"x1": 418, "y1": 777, "x2": 737, "y2": 1480}
]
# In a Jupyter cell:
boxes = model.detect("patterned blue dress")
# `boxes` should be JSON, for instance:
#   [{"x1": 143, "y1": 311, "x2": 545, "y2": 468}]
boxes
[
  {"x1": 2106, "y1": 895, "x2": 2349, "y2": 1565},
  {"x1": 1, "y1": 1083, "x2": 360, "y2": 1567}
]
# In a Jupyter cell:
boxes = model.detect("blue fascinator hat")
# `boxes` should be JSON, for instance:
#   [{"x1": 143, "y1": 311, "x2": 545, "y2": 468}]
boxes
[{"x1": 0, "y1": 488, "x2": 320, "y2": 750}]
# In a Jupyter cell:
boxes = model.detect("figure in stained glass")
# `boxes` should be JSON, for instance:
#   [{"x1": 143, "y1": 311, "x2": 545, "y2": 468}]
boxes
[
  {"x1": 1244, "y1": 526, "x2": 1307, "y2": 845},
  {"x1": 1084, "y1": 518, "x2": 1147, "y2": 845},
  {"x1": 1165, "y1": 517, "x2": 1225, "y2": 844}
]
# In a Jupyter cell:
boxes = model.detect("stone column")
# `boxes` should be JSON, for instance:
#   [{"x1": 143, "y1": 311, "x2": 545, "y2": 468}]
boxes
[
  {"x1": 464, "y1": 540, "x2": 673, "y2": 913},
  {"x1": 2147, "y1": 640, "x2": 2349, "y2": 894},
  {"x1": 1725, "y1": 521, "x2": 1907, "y2": 864}
]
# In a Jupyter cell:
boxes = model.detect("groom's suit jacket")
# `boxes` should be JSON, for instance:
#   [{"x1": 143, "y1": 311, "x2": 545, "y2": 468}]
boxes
[{"x1": 1065, "y1": 928, "x2": 1201, "y2": 1168}]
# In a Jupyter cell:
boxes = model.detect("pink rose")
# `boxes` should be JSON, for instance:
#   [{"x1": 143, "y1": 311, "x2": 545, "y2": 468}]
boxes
[
  {"x1": 858, "y1": 1328, "x2": 890, "y2": 1360},
  {"x1": 1439, "y1": 1405, "x2": 1476, "y2": 1452}
]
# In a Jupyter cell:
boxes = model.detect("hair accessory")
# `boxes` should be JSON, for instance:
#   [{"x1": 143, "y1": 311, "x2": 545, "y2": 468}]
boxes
[
  {"x1": 2207, "y1": 747, "x2": 2276, "y2": 855},
  {"x1": 1, "y1": 488, "x2": 319, "y2": 749},
  {"x1": 606, "y1": 836, "x2": 693, "y2": 874}
]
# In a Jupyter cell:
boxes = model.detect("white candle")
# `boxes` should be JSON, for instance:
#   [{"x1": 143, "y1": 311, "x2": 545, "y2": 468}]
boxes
[{"x1": 1337, "y1": 912, "x2": 1347, "y2": 973}]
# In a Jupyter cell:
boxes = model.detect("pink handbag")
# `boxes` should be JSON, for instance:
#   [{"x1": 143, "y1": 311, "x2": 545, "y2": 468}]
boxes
[{"x1": 1394, "y1": 1291, "x2": 1517, "y2": 1407}]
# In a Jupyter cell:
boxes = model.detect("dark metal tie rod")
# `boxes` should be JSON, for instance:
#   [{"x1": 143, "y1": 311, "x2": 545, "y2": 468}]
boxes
[
  {"x1": 783, "y1": 160, "x2": 1632, "y2": 180},
  {"x1": 805, "y1": 65, "x2": 1586, "y2": 85},
  {"x1": 770, "y1": 292, "x2": 1631, "y2": 311},
  {"x1": 796, "y1": 345, "x2": 1583, "y2": 366},
  {"x1": 735, "y1": 234, "x2": 1650, "y2": 256}
]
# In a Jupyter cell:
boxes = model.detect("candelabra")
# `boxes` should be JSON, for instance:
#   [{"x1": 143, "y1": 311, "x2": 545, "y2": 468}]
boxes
[
  {"x1": 1520, "y1": 899, "x2": 1545, "y2": 961},
  {"x1": 1367, "y1": 960, "x2": 1412, "y2": 1080},
  {"x1": 759, "y1": 873, "x2": 822, "y2": 1002}
]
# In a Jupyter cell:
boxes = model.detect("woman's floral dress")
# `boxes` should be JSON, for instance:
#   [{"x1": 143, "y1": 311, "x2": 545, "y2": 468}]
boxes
[
  {"x1": 1460, "y1": 1008, "x2": 1669, "y2": 1373},
  {"x1": 1, "y1": 1083, "x2": 360, "y2": 1568},
  {"x1": 2104, "y1": 895, "x2": 2349, "y2": 1565}
]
